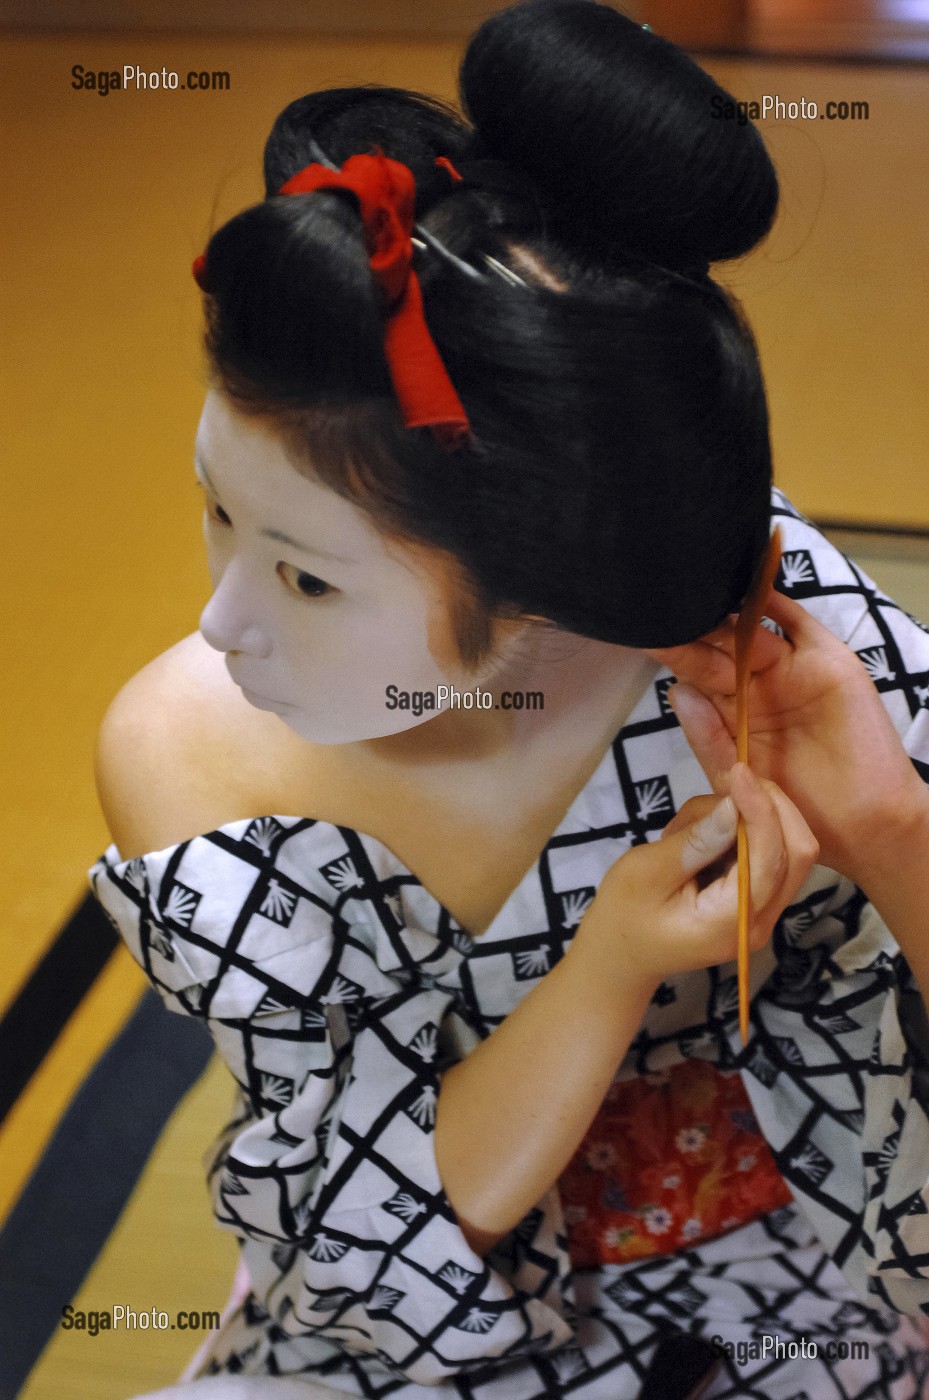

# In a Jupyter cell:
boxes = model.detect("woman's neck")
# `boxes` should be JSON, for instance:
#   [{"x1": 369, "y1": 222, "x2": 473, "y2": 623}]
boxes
[{"x1": 352, "y1": 630, "x2": 659, "y2": 778}]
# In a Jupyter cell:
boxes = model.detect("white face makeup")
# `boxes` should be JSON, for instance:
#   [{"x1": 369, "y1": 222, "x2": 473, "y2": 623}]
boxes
[{"x1": 195, "y1": 390, "x2": 500, "y2": 745}]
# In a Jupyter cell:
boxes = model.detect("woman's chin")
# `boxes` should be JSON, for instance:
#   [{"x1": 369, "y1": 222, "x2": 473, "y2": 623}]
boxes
[
  {"x1": 240, "y1": 686, "x2": 292, "y2": 712},
  {"x1": 277, "y1": 707, "x2": 443, "y2": 747}
]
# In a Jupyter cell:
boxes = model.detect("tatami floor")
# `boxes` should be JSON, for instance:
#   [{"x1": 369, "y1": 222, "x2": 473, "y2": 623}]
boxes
[{"x1": 1, "y1": 23, "x2": 928, "y2": 1400}]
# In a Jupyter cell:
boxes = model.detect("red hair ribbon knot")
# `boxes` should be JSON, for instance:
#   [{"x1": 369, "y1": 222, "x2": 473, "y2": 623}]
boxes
[{"x1": 277, "y1": 149, "x2": 470, "y2": 450}]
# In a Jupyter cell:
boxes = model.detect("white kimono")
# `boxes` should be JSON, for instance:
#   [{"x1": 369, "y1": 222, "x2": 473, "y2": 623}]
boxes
[{"x1": 90, "y1": 493, "x2": 929, "y2": 1398}]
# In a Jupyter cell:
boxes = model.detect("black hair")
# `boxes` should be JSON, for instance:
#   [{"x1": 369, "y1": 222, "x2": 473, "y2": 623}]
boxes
[{"x1": 197, "y1": 0, "x2": 779, "y2": 655}]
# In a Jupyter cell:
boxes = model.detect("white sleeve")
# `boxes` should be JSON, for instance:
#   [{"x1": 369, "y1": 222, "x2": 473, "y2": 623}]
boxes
[
  {"x1": 89, "y1": 827, "x2": 576, "y2": 1384},
  {"x1": 740, "y1": 870, "x2": 929, "y2": 1317}
]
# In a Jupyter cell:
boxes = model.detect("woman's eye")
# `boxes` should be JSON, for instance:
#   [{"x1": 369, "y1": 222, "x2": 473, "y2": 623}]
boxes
[
  {"x1": 277, "y1": 562, "x2": 332, "y2": 599},
  {"x1": 205, "y1": 499, "x2": 232, "y2": 527}
]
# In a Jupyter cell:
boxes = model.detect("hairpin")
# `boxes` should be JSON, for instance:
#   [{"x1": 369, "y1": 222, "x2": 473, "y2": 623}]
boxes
[{"x1": 735, "y1": 526, "x2": 783, "y2": 1043}]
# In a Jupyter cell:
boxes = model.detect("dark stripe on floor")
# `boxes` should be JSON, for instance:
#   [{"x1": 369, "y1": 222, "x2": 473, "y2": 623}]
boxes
[
  {"x1": 0, "y1": 989, "x2": 213, "y2": 1400},
  {"x1": 0, "y1": 895, "x2": 119, "y2": 1125},
  {"x1": 817, "y1": 517, "x2": 929, "y2": 541}
]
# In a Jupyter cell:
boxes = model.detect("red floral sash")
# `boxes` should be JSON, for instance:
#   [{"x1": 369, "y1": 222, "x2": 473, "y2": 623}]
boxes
[{"x1": 559, "y1": 1059, "x2": 793, "y2": 1267}]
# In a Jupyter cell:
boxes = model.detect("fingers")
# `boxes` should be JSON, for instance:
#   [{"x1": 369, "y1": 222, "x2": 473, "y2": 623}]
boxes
[
  {"x1": 659, "y1": 762, "x2": 818, "y2": 920},
  {"x1": 667, "y1": 683, "x2": 737, "y2": 787},
  {"x1": 594, "y1": 770, "x2": 819, "y2": 985},
  {"x1": 680, "y1": 797, "x2": 739, "y2": 877},
  {"x1": 690, "y1": 774, "x2": 779, "y2": 933},
  {"x1": 761, "y1": 778, "x2": 820, "y2": 893},
  {"x1": 648, "y1": 608, "x2": 791, "y2": 697},
  {"x1": 747, "y1": 616, "x2": 791, "y2": 671},
  {"x1": 727, "y1": 763, "x2": 788, "y2": 913},
  {"x1": 762, "y1": 588, "x2": 864, "y2": 677},
  {"x1": 705, "y1": 612, "x2": 790, "y2": 673},
  {"x1": 729, "y1": 763, "x2": 819, "y2": 920},
  {"x1": 690, "y1": 765, "x2": 818, "y2": 951},
  {"x1": 646, "y1": 638, "x2": 737, "y2": 695},
  {"x1": 761, "y1": 586, "x2": 819, "y2": 640},
  {"x1": 610, "y1": 796, "x2": 737, "y2": 908},
  {"x1": 660, "y1": 793, "x2": 719, "y2": 840},
  {"x1": 655, "y1": 741, "x2": 812, "y2": 917},
  {"x1": 657, "y1": 795, "x2": 738, "y2": 883}
]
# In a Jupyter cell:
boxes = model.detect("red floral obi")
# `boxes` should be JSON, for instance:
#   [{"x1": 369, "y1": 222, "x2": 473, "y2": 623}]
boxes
[{"x1": 558, "y1": 1058, "x2": 793, "y2": 1267}]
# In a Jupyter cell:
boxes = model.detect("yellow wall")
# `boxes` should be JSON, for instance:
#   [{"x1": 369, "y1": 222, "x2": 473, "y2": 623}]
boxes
[
  {"x1": 1, "y1": 30, "x2": 927, "y2": 1010},
  {"x1": 707, "y1": 54, "x2": 928, "y2": 527}
]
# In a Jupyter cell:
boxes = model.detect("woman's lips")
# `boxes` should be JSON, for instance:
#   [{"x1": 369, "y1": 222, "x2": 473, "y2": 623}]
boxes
[{"x1": 239, "y1": 686, "x2": 291, "y2": 710}]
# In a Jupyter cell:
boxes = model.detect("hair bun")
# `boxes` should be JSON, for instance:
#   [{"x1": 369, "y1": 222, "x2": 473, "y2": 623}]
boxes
[
  {"x1": 459, "y1": 0, "x2": 778, "y2": 272},
  {"x1": 263, "y1": 86, "x2": 470, "y2": 214}
]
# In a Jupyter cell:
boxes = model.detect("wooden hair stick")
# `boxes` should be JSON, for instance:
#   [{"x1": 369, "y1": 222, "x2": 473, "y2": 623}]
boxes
[{"x1": 734, "y1": 525, "x2": 783, "y2": 1043}]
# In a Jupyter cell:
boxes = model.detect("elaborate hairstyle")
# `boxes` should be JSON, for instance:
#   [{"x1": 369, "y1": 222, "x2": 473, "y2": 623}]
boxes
[{"x1": 195, "y1": 0, "x2": 779, "y2": 657}]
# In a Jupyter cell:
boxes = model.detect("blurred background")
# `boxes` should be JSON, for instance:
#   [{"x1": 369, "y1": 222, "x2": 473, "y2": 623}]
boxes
[{"x1": 1, "y1": 2, "x2": 927, "y2": 1395}]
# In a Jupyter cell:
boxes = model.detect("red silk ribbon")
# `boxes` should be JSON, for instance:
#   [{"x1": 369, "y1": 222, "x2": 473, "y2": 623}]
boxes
[{"x1": 279, "y1": 150, "x2": 470, "y2": 449}]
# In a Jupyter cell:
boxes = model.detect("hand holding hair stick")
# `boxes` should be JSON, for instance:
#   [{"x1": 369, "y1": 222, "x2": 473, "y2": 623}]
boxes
[
  {"x1": 734, "y1": 526, "x2": 783, "y2": 1042},
  {"x1": 435, "y1": 761, "x2": 814, "y2": 1255}
]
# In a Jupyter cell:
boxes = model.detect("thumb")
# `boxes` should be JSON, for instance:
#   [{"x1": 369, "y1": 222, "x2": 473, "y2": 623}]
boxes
[{"x1": 659, "y1": 795, "x2": 739, "y2": 883}]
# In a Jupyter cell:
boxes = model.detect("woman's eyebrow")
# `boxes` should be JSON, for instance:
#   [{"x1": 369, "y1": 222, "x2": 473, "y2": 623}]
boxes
[
  {"x1": 194, "y1": 455, "x2": 357, "y2": 566},
  {"x1": 263, "y1": 525, "x2": 357, "y2": 566}
]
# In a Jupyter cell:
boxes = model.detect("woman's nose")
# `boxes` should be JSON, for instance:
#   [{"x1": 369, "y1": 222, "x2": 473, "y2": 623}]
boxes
[{"x1": 199, "y1": 564, "x2": 272, "y2": 658}]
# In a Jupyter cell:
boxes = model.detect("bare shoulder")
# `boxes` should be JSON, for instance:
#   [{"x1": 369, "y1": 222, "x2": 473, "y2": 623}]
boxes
[{"x1": 94, "y1": 633, "x2": 284, "y2": 860}]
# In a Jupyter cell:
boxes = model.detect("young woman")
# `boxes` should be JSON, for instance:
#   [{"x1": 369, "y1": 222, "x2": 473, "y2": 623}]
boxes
[{"x1": 90, "y1": 3, "x2": 929, "y2": 1395}]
